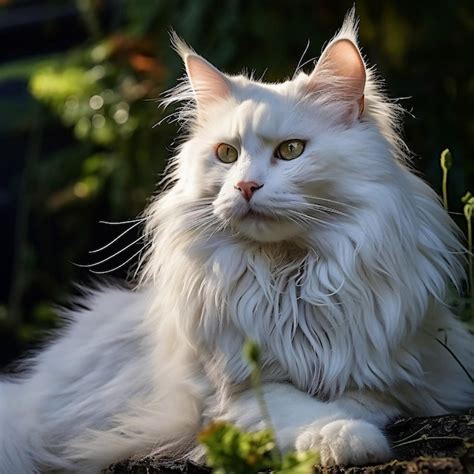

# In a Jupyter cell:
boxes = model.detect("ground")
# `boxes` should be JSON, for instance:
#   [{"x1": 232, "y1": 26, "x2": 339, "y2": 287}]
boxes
[{"x1": 107, "y1": 413, "x2": 474, "y2": 473}]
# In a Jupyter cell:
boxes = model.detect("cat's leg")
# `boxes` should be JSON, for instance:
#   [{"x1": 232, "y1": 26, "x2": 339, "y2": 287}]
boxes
[{"x1": 220, "y1": 382, "x2": 399, "y2": 466}]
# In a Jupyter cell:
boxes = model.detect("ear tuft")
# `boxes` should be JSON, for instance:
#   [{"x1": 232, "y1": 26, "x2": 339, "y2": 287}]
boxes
[
  {"x1": 306, "y1": 8, "x2": 366, "y2": 120},
  {"x1": 337, "y1": 6, "x2": 359, "y2": 44},
  {"x1": 170, "y1": 31, "x2": 231, "y2": 109},
  {"x1": 169, "y1": 30, "x2": 195, "y2": 61}
]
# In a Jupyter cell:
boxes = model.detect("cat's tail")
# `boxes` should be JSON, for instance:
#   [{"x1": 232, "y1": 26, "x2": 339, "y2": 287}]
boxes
[
  {"x1": 0, "y1": 380, "x2": 38, "y2": 473},
  {"x1": 0, "y1": 380, "x2": 68, "y2": 474}
]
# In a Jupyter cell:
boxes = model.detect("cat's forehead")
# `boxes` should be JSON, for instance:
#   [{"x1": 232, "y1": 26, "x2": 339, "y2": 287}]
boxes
[{"x1": 217, "y1": 77, "x2": 308, "y2": 140}]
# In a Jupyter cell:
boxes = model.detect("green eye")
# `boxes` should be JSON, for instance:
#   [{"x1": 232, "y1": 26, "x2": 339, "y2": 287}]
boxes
[
  {"x1": 216, "y1": 143, "x2": 238, "y2": 163},
  {"x1": 276, "y1": 139, "x2": 305, "y2": 160}
]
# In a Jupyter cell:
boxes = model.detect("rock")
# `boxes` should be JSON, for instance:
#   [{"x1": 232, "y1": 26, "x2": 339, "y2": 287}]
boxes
[{"x1": 107, "y1": 413, "x2": 474, "y2": 473}]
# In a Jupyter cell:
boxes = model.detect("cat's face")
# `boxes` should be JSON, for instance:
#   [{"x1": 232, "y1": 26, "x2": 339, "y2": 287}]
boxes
[
  {"x1": 210, "y1": 86, "x2": 314, "y2": 243},
  {"x1": 173, "y1": 29, "x2": 370, "y2": 243}
]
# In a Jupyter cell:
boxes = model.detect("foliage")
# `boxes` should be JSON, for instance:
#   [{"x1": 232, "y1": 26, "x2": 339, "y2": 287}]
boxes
[
  {"x1": 199, "y1": 422, "x2": 318, "y2": 474},
  {"x1": 461, "y1": 191, "x2": 474, "y2": 321},
  {"x1": 198, "y1": 342, "x2": 319, "y2": 474},
  {"x1": 440, "y1": 150, "x2": 473, "y2": 324},
  {"x1": 199, "y1": 422, "x2": 276, "y2": 474}
]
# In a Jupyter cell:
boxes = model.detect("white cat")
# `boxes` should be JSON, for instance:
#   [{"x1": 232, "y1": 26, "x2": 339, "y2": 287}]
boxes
[{"x1": 1, "y1": 9, "x2": 473, "y2": 473}]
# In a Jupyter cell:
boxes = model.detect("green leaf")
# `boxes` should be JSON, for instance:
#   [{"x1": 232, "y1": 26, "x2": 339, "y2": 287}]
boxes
[
  {"x1": 277, "y1": 450, "x2": 320, "y2": 474},
  {"x1": 0, "y1": 56, "x2": 58, "y2": 83},
  {"x1": 199, "y1": 422, "x2": 275, "y2": 474},
  {"x1": 0, "y1": 49, "x2": 90, "y2": 83},
  {"x1": 29, "y1": 66, "x2": 94, "y2": 105}
]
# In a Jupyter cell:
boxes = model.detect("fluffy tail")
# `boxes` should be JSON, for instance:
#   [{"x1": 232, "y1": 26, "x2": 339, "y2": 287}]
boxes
[{"x1": 0, "y1": 381, "x2": 38, "y2": 473}]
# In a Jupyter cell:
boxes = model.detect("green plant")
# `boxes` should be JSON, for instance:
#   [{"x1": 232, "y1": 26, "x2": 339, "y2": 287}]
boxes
[
  {"x1": 462, "y1": 191, "x2": 474, "y2": 320},
  {"x1": 198, "y1": 421, "x2": 276, "y2": 474},
  {"x1": 440, "y1": 149, "x2": 473, "y2": 324},
  {"x1": 198, "y1": 341, "x2": 319, "y2": 474},
  {"x1": 440, "y1": 148, "x2": 453, "y2": 211}
]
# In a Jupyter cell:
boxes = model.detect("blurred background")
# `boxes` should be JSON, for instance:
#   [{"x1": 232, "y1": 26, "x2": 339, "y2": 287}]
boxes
[{"x1": 1, "y1": 0, "x2": 473, "y2": 370}]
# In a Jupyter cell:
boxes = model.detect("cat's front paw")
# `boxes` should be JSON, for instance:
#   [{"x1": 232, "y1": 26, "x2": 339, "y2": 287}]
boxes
[{"x1": 296, "y1": 419, "x2": 391, "y2": 466}]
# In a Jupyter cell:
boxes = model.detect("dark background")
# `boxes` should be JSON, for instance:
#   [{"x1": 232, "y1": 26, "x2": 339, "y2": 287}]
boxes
[{"x1": 1, "y1": 0, "x2": 473, "y2": 370}]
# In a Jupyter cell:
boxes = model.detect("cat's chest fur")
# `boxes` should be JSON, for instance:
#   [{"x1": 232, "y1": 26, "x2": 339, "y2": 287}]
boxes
[{"x1": 194, "y1": 242, "x2": 355, "y2": 397}]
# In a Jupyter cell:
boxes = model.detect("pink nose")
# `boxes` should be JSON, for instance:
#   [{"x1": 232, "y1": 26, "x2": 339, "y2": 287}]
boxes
[{"x1": 234, "y1": 181, "x2": 264, "y2": 201}]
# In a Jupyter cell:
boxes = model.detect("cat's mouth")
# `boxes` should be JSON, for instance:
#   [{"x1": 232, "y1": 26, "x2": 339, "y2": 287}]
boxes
[
  {"x1": 241, "y1": 208, "x2": 275, "y2": 221},
  {"x1": 233, "y1": 206, "x2": 301, "y2": 242}
]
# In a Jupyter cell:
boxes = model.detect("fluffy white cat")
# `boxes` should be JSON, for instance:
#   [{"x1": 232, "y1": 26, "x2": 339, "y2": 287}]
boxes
[{"x1": 1, "y1": 9, "x2": 473, "y2": 473}]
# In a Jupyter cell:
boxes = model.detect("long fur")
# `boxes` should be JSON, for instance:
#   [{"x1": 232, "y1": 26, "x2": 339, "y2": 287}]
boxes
[{"x1": 1, "y1": 10, "x2": 473, "y2": 473}]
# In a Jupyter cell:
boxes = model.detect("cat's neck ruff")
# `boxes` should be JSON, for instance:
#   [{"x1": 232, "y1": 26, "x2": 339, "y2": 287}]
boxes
[{"x1": 142, "y1": 219, "x2": 422, "y2": 401}]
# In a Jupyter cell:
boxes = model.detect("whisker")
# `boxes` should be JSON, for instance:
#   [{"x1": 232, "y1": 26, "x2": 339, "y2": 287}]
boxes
[
  {"x1": 212, "y1": 217, "x2": 231, "y2": 237},
  {"x1": 293, "y1": 39, "x2": 311, "y2": 78},
  {"x1": 294, "y1": 55, "x2": 318, "y2": 75},
  {"x1": 288, "y1": 209, "x2": 336, "y2": 229},
  {"x1": 199, "y1": 216, "x2": 226, "y2": 240},
  {"x1": 300, "y1": 204, "x2": 350, "y2": 218},
  {"x1": 285, "y1": 214, "x2": 303, "y2": 228},
  {"x1": 131, "y1": 243, "x2": 152, "y2": 281},
  {"x1": 90, "y1": 220, "x2": 144, "y2": 254},
  {"x1": 90, "y1": 246, "x2": 150, "y2": 275},
  {"x1": 299, "y1": 194, "x2": 358, "y2": 210},
  {"x1": 76, "y1": 234, "x2": 147, "y2": 268},
  {"x1": 99, "y1": 218, "x2": 145, "y2": 225},
  {"x1": 186, "y1": 215, "x2": 217, "y2": 233}
]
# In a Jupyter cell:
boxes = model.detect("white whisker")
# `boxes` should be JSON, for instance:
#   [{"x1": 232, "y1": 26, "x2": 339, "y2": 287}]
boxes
[
  {"x1": 90, "y1": 246, "x2": 150, "y2": 275},
  {"x1": 300, "y1": 194, "x2": 358, "y2": 211},
  {"x1": 293, "y1": 39, "x2": 311, "y2": 78},
  {"x1": 90, "y1": 220, "x2": 144, "y2": 254},
  {"x1": 75, "y1": 234, "x2": 147, "y2": 269},
  {"x1": 99, "y1": 218, "x2": 145, "y2": 225}
]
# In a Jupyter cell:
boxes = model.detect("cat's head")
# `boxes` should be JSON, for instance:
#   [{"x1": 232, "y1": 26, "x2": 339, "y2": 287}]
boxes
[{"x1": 163, "y1": 10, "x2": 403, "y2": 244}]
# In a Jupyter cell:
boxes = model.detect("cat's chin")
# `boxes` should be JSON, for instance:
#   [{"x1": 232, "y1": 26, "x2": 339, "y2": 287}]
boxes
[{"x1": 234, "y1": 213, "x2": 301, "y2": 243}]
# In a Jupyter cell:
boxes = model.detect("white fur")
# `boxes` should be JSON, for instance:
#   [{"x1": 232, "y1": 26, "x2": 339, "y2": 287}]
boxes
[{"x1": 1, "y1": 10, "x2": 473, "y2": 473}]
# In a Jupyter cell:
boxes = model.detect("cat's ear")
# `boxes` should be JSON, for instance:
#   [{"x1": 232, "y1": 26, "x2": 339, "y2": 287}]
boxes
[
  {"x1": 306, "y1": 17, "x2": 366, "y2": 120},
  {"x1": 185, "y1": 54, "x2": 231, "y2": 107},
  {"x1": 171, "y1": 33, "x2": 231, "y2": 109}
]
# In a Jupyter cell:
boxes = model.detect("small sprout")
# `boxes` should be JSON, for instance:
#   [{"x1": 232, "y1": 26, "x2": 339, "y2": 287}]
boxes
[
  {"x1": 462, "y1": 191, "x2": 473, "y2": 203},
  {"x1": 440, "y1": 148, "x2": 453, "y2": 211},
  {"x1": 462, "y1": 192, "x2": 474, "y2": 219},
  {"x1": 462, "y1": 191, "x2": 474, "y2": 320},
  {"x1": 440, "y1": 148, "x2": 453, "y2": 171},
  {"x1": 243, "y1": 340, "x2": 261, "y2": 367}
]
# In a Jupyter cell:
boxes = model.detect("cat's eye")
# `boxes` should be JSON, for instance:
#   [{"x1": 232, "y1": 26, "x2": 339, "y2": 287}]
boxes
[
  {"x1": 216, "y1": 143, "x2": 238, "y2": 163},
  {"x1": 275, "y1": 139, "x2": 305, "y2": 160}
]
